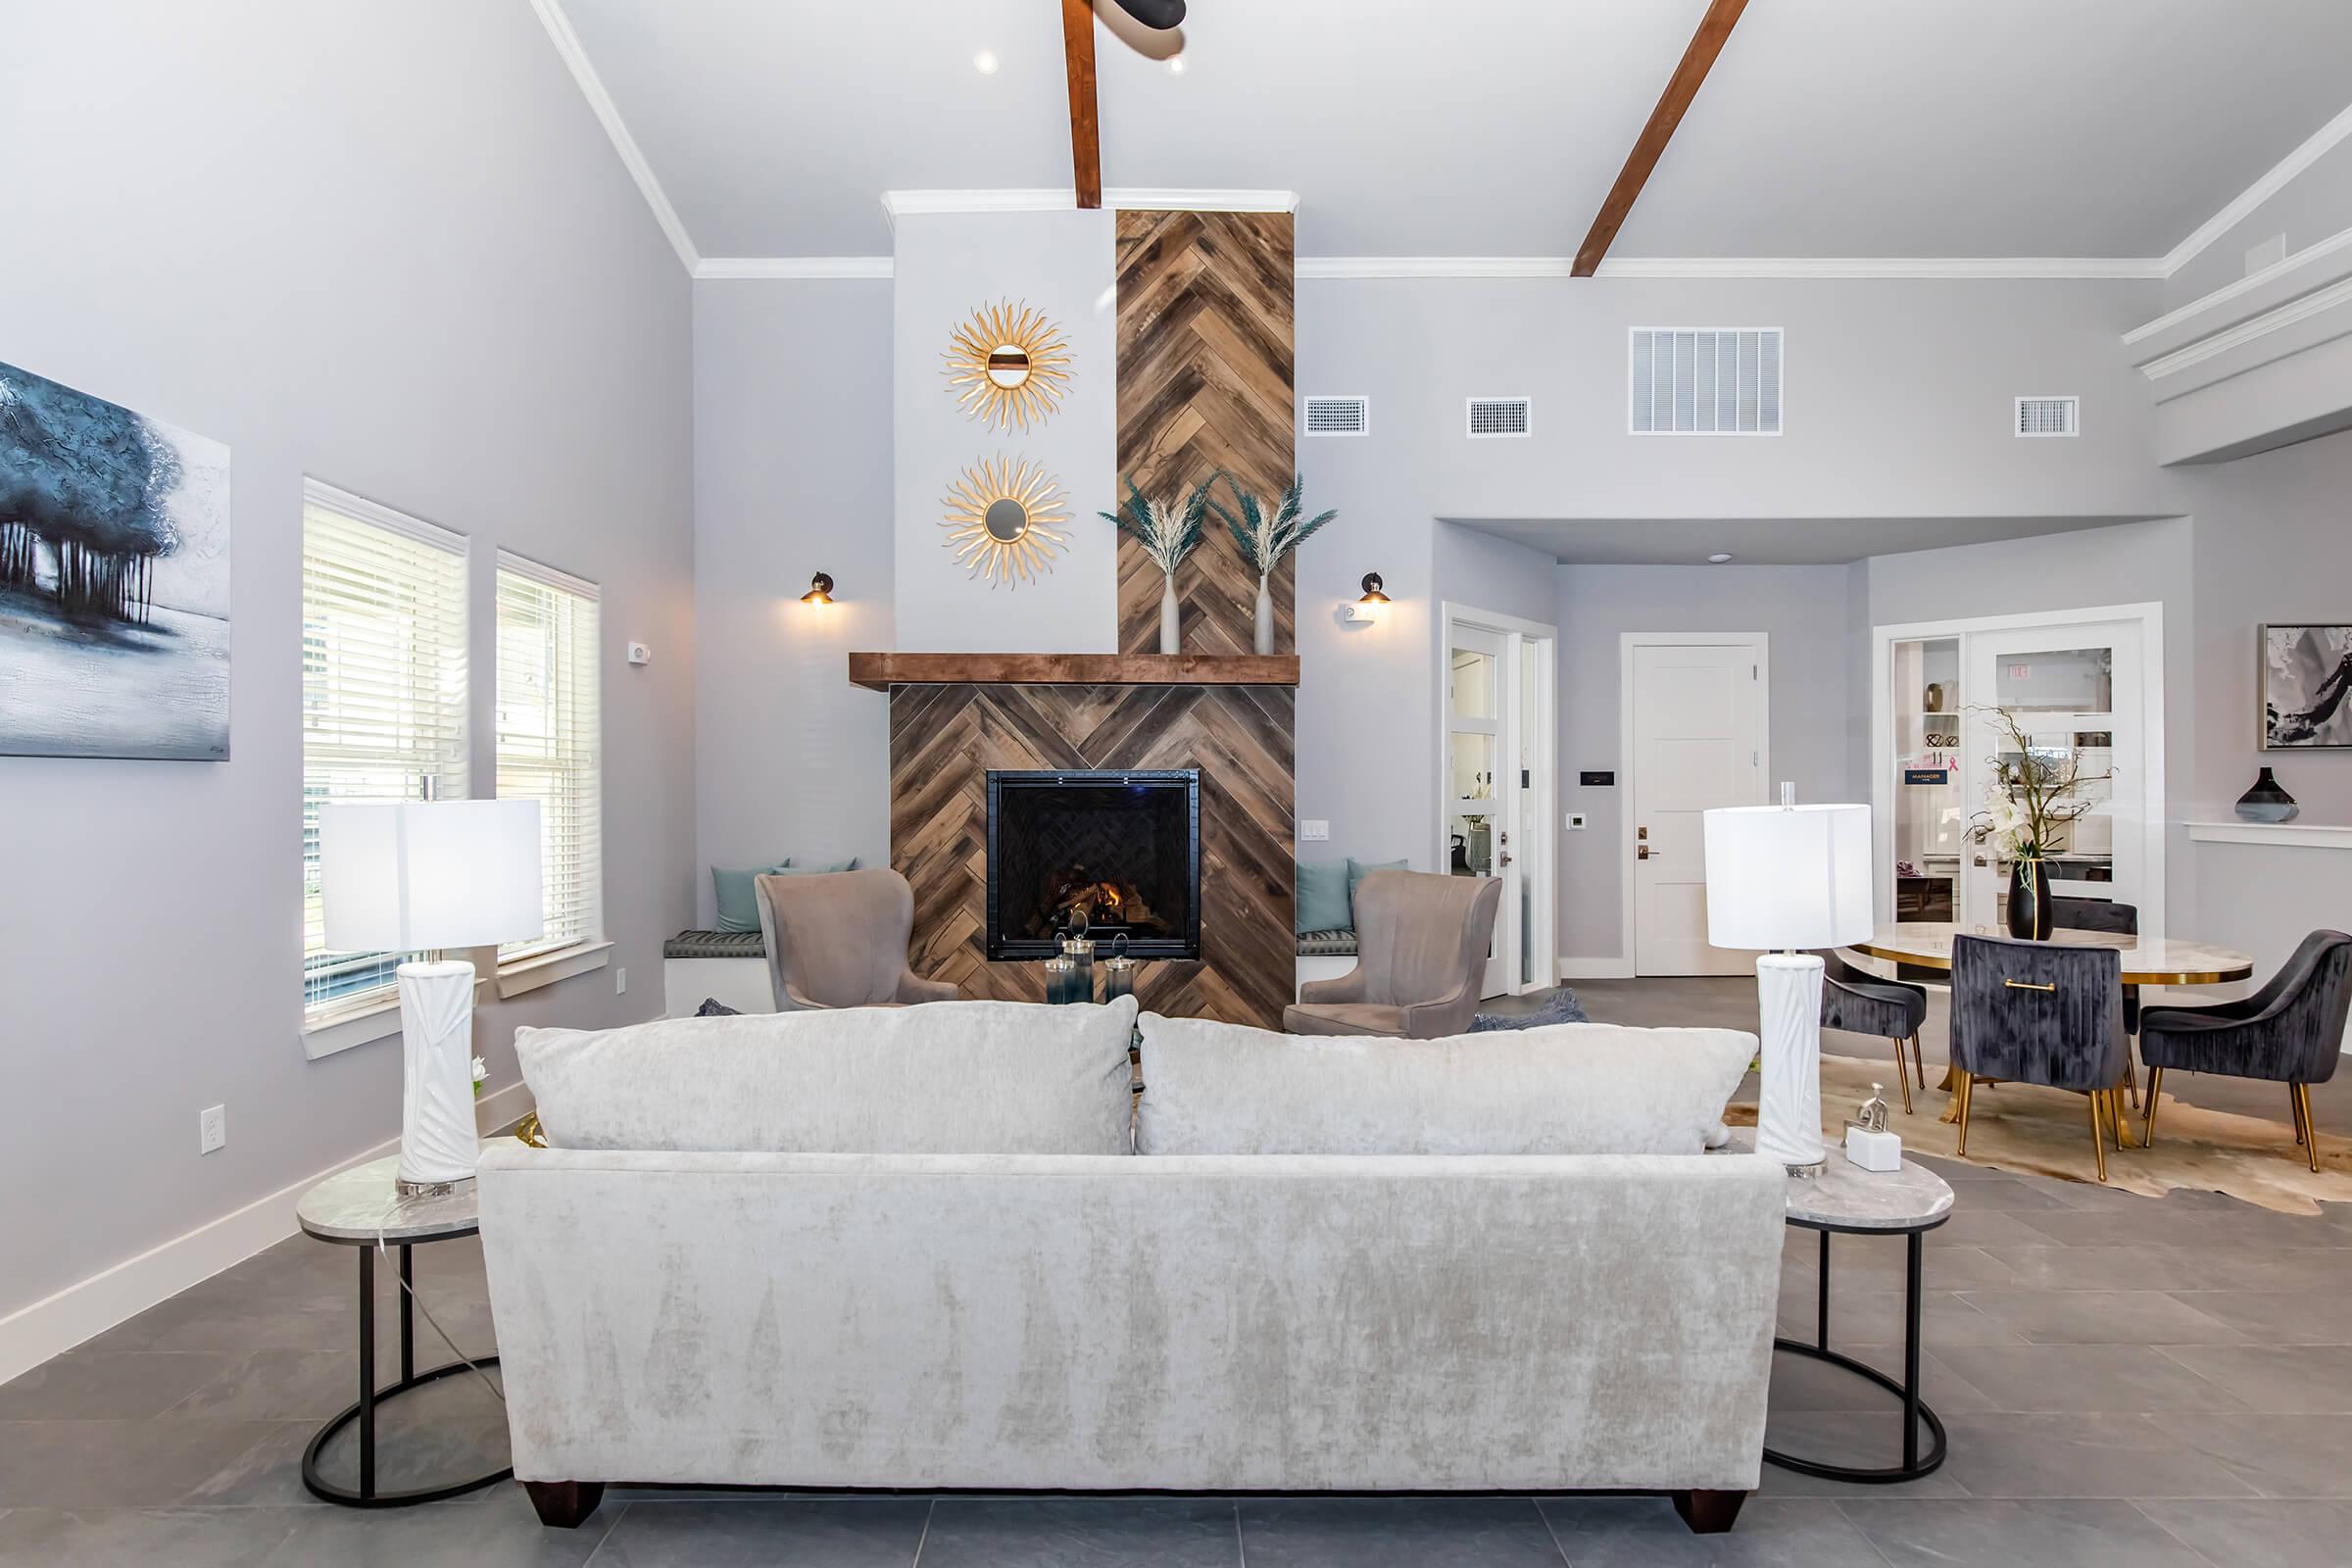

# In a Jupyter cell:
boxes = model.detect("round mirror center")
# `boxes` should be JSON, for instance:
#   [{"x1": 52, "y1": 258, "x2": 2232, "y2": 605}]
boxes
[
  {"x1": 984, "y1": 499, "x2": 1030, "y2": 542},
  {"x1": 986, "y1": 345, "x2": 1031, "y2": 389}
]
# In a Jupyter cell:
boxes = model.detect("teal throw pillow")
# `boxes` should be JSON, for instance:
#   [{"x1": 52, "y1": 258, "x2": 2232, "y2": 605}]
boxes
[
  {"x1": 1295, "y1": 858, "x2": 1351, "y2": 934},
  {"x1": 1347, "y1": 858, "x2": 1409, "y2": 920},
  {"x1": 712, "y1": 860, "x2": 789, "y2": 933}
]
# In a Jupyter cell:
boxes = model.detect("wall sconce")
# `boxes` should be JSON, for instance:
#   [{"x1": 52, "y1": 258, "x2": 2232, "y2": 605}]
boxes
[
  {"x1": 799, "y1": 571, "x2": 835, "y2": 606},
  {"x1": 1342, "y1": 571, "x2": 1390, "y2": 623}
]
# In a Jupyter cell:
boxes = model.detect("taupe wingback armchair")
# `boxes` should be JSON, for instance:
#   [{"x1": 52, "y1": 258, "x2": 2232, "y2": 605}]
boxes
[
  {"x1": 753, "y1": 868, "x2": 959, "y2": 1011},
  {"x1": 1283, "y1": 869, "x2": 1501, "y2": 1039}
]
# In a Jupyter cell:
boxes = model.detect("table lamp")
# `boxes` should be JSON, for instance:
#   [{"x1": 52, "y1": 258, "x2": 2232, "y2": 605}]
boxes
[
  {"x1": 1702, "y1": 787, "x2": 1873, "y2": 1175},
  {"x1": 320, "y1": 800, "x2": 543, "y2": 1195}
]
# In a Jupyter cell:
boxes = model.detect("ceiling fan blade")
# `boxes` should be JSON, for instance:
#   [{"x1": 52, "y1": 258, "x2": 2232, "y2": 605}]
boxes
[{"x1": 1105, "y1": 0, "x2": 1186, "y2": 29}]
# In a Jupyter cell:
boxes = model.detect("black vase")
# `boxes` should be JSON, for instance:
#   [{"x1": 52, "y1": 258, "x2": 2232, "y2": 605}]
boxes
[
  {"x1": 2007, "y1": 859, "x2": 2054, "y2": 941},
  {"x1": 2235, "y1": 766, "x2": 2300, "y2": 824}
]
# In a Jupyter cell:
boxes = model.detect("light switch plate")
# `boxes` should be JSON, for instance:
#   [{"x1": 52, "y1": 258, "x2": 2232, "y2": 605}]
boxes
[
  {"x1": 626, "y1": 642, "x2": 652, "y2": 665},
  {"x1": 1564, "y1": 812, "x2": 1587, "y2": 831},
  {"x1": 1298, "y1": 819, "x2": 1330, "y2": 842}
]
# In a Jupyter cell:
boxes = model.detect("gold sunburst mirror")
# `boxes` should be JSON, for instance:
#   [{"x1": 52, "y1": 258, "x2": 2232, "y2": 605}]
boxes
[
  {"x1": 943, "y1": 301, "x2": 1072, "y2": 432},
  {"x1": 942, "y1": 457, "x2": 1070, "y2": 588}
]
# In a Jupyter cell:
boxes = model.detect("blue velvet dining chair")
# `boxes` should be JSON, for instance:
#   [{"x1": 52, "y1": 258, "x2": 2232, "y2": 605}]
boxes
[
  {"x1": 2052, "y1": 898, "x2": 2140, "y2": 1107},
  {"x1": 1815, "y1": 951, "x2": 1928, "y2": 1113},
  {"x1": 1948, "y1": 934, "x2": 2132, "y2": 1183}
]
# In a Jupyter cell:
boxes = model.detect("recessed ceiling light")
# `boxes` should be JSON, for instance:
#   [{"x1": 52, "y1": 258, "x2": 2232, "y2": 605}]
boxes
[
  {"x1": 1706, "y1": 553, "x2": 1734, "y2": 564},
  {"x1": 1167, "y1": 54, "x2": 1187, "y2": 74},
  {"x1": 973, "y1": 49, "x2": 1001, "y2": 75}
]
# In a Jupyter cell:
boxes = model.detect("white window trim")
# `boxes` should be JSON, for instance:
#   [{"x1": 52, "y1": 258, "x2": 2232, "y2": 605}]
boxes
[
  {"x1": 494, "y1": 938, "x2": 613, "y2": 1000},
  {"x1": 493, "y1": 549, "x2": 604, "y2": 980}
]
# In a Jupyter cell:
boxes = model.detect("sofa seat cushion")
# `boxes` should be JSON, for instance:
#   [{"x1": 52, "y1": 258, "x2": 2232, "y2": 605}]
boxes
[
  {"x1": 1295, "y1": 928, "x2": 1360, "y2": 958},
  {"x1": 662, "y1": 928, "x2": 766, "y2": 960},
  {"x1": 518, "y1": 997, "x2": 1138, "y2": 1156},
  {"x1": 1137, "y1": 1013, "x2": 1755, "y2": 1156}
]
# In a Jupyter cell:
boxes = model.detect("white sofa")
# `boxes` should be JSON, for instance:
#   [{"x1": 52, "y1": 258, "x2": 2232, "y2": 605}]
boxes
[{"x1": 478, "y1": 998, "x2": 1785, "y2": 1534}]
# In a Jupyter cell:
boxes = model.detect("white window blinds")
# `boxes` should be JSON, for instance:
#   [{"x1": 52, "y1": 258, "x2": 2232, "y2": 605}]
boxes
[
  {"x1": 301, "y1": 482, "x2": 468, "y2": 1021},
  {"x1": 495, "y1": 554, "x2": 602, "y2": 961}
]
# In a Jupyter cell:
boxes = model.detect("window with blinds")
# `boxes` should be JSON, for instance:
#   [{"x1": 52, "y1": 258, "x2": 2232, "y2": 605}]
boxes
[
  {"x1": 301, "y1": 482, "x2": 468, "y2": 1022},
  {"x1": 495, "y1": 554, "x2": 602, "y2": 963}
]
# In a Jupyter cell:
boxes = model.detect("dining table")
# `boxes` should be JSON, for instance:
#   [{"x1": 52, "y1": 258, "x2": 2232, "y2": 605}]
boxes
[{"x1": 1839, "y1": 922, "x2": 2257, "y2": 1140}]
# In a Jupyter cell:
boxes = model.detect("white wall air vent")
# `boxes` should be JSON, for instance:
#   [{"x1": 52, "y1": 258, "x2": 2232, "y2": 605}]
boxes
[
  {"x1": 2016, "y1": 396, "x2": 2080, "y2": 437},
  {"x1": 1467, "y1": 397, "x2": 1532, "y2": 438},
  {"x1": 1303, "y1": 395, "x2": 1369, "y2": 436},
  {"x1": 1630, "y1": 328, "x2": 1782, "y2": 435}
]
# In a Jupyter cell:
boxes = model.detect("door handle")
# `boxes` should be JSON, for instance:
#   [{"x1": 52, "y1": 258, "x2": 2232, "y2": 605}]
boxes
[
  {"x1": 1498, "y1": 852, "x2": 1514, "y2": 867},
  {"x1": 1638, "y1": 845, "x2": 1661, "y2": 860}
]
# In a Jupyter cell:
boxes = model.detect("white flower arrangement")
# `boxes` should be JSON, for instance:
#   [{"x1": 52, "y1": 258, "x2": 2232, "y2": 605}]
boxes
[{"x1": 471, "y1": 1055, "x2": 488, "y2": 1100}]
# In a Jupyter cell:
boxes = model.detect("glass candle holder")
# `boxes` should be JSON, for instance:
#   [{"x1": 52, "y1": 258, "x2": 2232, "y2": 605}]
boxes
[
  {"x1": 1042, "y1": 953, "x2": 1080, "y2": 1005},
  {"x1": 1102, "y1": 933, "x2": 1137, "y2": 1004},
  {"x1": 1059, "y1": 935, "x2": 1096, "y2": 1004}
]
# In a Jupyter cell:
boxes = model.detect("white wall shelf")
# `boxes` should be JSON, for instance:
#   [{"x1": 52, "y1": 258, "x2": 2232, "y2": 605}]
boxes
[{"x1": 2184, "y1": 821, "x2": 2352, "y2": 850}]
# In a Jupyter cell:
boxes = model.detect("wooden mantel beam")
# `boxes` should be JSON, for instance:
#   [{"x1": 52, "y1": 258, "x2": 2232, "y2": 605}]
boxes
[
  {"x1": 1060, "y1": 0, "x2": 1103, "y2": 208},
  {"x1": 1573, "y1": 0, "x2": 1749, "y2": 277}
]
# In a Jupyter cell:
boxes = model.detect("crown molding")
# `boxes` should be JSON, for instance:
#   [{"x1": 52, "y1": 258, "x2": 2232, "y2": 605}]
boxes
[
  {"x1": 2125, "y1": 221, "x2": 2352, "y2": 346},
  {"x1": 2135, "y1": 270, "x2": 2352, "y2": 382},
  {"x1": 1298, "y1": 256, "x2": 2164, "y2": 280},
  {"x1": 694, "y1": 257, "x2": 894, "y2": 280},
  {"x1": 2161, "y1": 100, "x2": 2352, "y2": 278},
  {"x1": 880, "y1": 188, "x2": 1297, "y2": 225},
  {"x1": 527, "y1": 0, "x2": 700, "y2": 273}
]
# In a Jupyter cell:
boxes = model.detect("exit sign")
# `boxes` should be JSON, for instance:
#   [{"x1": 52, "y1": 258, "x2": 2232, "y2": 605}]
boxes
[{"x1": 2009, "y1": 662, "x2": 2031, "y2": 679}]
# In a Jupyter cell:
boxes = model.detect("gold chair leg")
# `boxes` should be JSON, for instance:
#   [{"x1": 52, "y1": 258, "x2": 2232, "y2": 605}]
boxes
[
  {"x1": 2124, "y1": 1049, "x2": 2139, "y2": 1112},
  {"x1": 1955, "y1": 1068, "x2": 1975, "y2": 1155},
  {"x1": 2143, "y1": 1067, "x2": 2163, "y2": 1147},
  {"x1": 2087, "y1": 1092, "x2": 2109, "y2": 1182},
  {"x1": 2110, "y1": 1086, "x2": 2136, "y2": 1150},
  {"x1": 1890, "y1": 1039, "x2": 1914, "y2": 1114},
  {"x1": 2292, "y1": 1085, "x2": 2307, "y2": 1146},
  {"x1": 2298, "y1": 1084, "x2": 2321, "y2": 1175},
  {"x1": 1910, "y1": 1029, "x2": 1928, "y2": 1092}
]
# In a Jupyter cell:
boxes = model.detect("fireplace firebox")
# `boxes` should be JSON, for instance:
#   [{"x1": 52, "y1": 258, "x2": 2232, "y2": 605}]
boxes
[{"x1": 986, "y1": 769, "x2": 1201, "y2": 960}]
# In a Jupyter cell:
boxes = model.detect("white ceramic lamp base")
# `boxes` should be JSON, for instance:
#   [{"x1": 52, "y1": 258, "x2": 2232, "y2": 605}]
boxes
[
  {"x1": 394, "y1": 959, "x2": 480, "y2": 1192},
  {"x1": 1755, "y1": 952, "x2": 1828, "y2": 1174}
]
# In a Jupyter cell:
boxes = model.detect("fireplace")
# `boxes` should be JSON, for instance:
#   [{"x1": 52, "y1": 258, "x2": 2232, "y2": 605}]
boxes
[{"x1": 986, "y1": 769, "x2": 1201, "y2": 960}]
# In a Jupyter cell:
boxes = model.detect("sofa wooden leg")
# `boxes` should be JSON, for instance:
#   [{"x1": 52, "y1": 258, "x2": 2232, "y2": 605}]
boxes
[
  {"x1": 1671, "y1": 1489, "x2": 1747, "y2": 1534},
  {"x1": 523, "y1": 1480, "x2": 606, "y2": 1528}
]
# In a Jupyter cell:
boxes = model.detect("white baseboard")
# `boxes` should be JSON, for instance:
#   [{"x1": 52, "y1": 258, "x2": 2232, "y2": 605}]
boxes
[
  {"x1": 0, "y1": 1079, "x2": 535, "y2": 1386},
  {"x1": 1557, "y1": 956, "x2": 1637, "y2": 980}
]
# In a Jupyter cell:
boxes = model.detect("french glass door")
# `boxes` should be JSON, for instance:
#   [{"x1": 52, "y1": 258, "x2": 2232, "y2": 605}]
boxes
[{"x1": 1444, "y1": 616, "x2": 1555, "y2": 998}]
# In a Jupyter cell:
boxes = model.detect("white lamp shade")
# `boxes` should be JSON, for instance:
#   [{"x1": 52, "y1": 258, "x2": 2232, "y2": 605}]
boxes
[
  {"x1": 1701, "y1": 803, "x2": 1873, "y2": 951},
  {"x1": 320, "y1": 800, "x2": 544, "y2": 952}
]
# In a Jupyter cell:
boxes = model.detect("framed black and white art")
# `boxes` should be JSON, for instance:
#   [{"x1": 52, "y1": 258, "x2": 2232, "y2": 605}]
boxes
[{"x1": 2262, "y1": 623, "x2": 2352, "y2": 750}]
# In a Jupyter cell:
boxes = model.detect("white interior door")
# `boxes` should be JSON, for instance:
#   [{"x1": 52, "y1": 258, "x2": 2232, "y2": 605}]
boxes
[
  {"x1": 1960, "y1": 621, "x2": 2147, "y2": 929},
  {"x1": 1631, "y1": 640, "x2": 1766, "y2": 976},
  {"x1": 1446, "y1": 625, "x2": 1515, "y2": 997}
]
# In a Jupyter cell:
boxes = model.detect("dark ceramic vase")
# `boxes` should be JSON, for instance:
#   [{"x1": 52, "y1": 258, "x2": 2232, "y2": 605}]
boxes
[
  {"x1": 2235, "y1": 766, "x2": 2300, "y2": 824},
  {"x1": 2007, "y1": 858, "x2": 2054, "y2": 941}
]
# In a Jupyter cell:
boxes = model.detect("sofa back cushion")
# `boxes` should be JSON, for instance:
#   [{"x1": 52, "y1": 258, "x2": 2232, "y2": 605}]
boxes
[
  {"x1": 518, "y1": 998, "x2": 1138, "y2": 1155},
  {"x1": 1136, "y1": 1013, "x2": 1752, "y2": 1156}
]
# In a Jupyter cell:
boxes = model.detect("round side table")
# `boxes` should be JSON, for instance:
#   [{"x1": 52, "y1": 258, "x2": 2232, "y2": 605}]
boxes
[
  {"x1": 295, "y1": 1155, "x2": 511, "y2": 1507},
  {"x1": 1768, "y1": 1150, "x2": 1955, "y2": 1484}
]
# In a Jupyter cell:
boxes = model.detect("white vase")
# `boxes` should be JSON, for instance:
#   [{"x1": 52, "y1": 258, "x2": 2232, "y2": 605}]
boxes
[
  {"x1": 1159, "y1": 573, "x2": 1180, "y2": 655},
  {"x1": 394, "y1": 959, "x2": 482, "y2": 1189},
  {"x1": 1252, "y1": 575, "x2": 1274, "y2": 656}
]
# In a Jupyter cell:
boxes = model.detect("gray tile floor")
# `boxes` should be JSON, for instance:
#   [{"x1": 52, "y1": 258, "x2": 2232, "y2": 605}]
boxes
[{"x1": 4, "y1": 977, "x2": 2348, "y2": 1566}]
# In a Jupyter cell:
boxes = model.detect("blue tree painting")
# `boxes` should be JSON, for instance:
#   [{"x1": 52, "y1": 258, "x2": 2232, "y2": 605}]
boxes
[{"x1": 0, "y1": 360, "x2": 230, "y2": 759}]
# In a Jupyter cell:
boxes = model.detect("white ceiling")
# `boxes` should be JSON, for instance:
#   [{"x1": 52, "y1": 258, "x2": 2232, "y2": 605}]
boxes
[
  {"x1": 554, "y1": 0, "x2": 2352, "y2": 263},
  {"x1": 1452, "y1": 514, "x2": 2175, "y2": 568}
]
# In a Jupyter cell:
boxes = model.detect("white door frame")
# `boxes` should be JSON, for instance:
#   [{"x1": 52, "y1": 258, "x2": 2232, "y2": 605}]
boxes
[
  {"x1": 1870, "y1": 601, "x2": 2167, "y2": 937},
  {"x1": 1438, "y1": 602, "x2": 1559, "y2": 995},
  {"x1": 1619, "y1": 631, "x2": 1771, "y2": 976}
]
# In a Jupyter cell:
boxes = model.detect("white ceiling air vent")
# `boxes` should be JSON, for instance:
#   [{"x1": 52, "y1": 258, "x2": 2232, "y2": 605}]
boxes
[
  {"x1": 1467, "y1": 396, "x2": 1532, "y2": 438},
  {"x1": 1303, "y1": 395, "x2": 1369, "y2": 436},
  {"x1": 2016, "y1": 396, "x2": 2080, "y2": 437},
  {"x1": 1630, "y1": 327, "x2": 1782, "y2": 435}
]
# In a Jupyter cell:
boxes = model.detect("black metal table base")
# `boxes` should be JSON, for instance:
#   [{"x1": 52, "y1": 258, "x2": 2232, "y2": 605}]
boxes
[
  {"x1": 300, "y1": 1239, "x2": 512, "y2": 1507},
  {"x1": 1762, "y1": 1226, "x2": 1947, "y2": 1484}
]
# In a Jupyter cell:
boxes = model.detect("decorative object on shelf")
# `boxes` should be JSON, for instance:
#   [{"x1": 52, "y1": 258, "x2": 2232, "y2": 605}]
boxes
[
  {"x1": 799, "y1": 572, "x2": 834, "y2": 606},
  {"x1": 318, "y1": 800, "x2": 544, "y2": 1194},
  {"x1": 1207, "y1": 472, "x2": 1337, "y2": 655},
  {"x1": 0, "y1": 358, "x2": 232, "y2": 760},
  {"x1": 1042, "y1": 950, "x2": 1082, "y2": 1004},
  {"x1": 2262, "y1": 623, "x2": 2352, "y2": 749},
  {"x1": 943, "y1": 457, "x2": 1070, "y2": 587},
  {"x1": 1968, "y1": 705, "x2": 2109, "y2": 942},
  {"x1": 1923, "y1": 682, "x2": 1945, "y2": 713},
  {"x1": 1102, "y1": 932, "x2": 1138, "y2": 1004},
  {"x1": 1703, "y1": 785, "x2": 1874, "y2": 1176},
  {"x1": 943, "y1": 301, "x2": 1072, "y2": 432},
  {"x1": 2234, "y1": 766, "x2": 2300, "y2": 823},
  {"x1": 1100, "y1": 475, "x2": 1208, "y2": 653},
  {"x1": 1343, "y1": 572, "x2": 1391, "y2": 623},
  {"x1": 1844, "y1": 1081, "x2": 1902, "y2": 1172},
  {"x1": 1058, "y1": 908, "x2": 1097, "y2": 1002}
]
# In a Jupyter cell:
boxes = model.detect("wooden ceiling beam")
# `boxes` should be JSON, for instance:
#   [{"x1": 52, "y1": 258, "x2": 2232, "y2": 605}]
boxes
[
  {"x1": 1573, "y1": 0, "x2": 1750, "y2": 277},
  {"x1": 1060, "y1": 0, "x2": 1103, "y2": 209}
]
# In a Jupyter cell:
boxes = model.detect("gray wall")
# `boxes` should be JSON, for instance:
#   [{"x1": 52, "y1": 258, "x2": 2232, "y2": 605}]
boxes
[
  {"x1": 693, "y1": 280, "x2": 896, "y2": 915},
  {"x1": 1552, "y1": 565, "x2": 1858, "y2": 962},
  {"x1": 0, "y1": 0, "x2": 694, "y2": 1319}
]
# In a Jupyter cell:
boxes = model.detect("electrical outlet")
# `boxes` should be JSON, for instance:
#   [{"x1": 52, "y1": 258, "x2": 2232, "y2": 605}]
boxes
[
  {"x1": 1564, "y1": 812, "x2": 1588, "y2": 831},
  {"x1": 1298, "y1": 819, "x2": 1330, "y2": 842},
  {"x1": 614, "y1": 966, "x2": 627, "y2": 995},
  {"x1": 199, "y1": 1104, "x2": 226, "y2": 1155}
]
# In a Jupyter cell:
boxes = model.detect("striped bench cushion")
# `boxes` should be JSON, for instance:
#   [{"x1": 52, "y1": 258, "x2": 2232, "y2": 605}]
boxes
[
  {"x1": 662, "y1": 929, "x2": 766, "y2": 960},
  {"x1": 1296, "y1": 928, "x2": 1359, "y2": 958}
]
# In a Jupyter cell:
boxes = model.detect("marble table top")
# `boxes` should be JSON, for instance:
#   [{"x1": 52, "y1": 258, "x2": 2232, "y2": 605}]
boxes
[
  {"x1": 297, "y1": 1154, "x2": 481, "y2": 1244},
  {"x1": 1716, "y1": 1130, "x2": 1955, "y2": 1233},
  {"x1": 1847, "y1": 921, "x2": 2253, "y2": 986}
]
